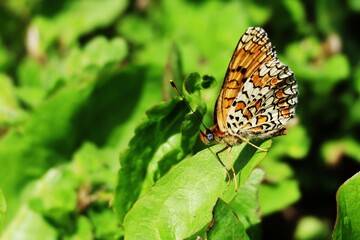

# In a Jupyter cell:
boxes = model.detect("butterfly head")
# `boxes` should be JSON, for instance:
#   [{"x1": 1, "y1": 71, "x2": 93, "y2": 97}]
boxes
[{"x1": 200, "y1": 128, "x2": 215, "y2": 145}]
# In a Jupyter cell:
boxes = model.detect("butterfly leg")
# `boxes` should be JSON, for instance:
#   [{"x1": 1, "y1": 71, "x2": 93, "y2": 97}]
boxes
[
  {"x1": 225, "y1": 147, "x2": 238, "y2": 192},
  {"x1": 215, "y1": 146, "x2": 231, "y2": 186},
  {"x1": 216, "y1": 146, "x2": 237, "y2": 191},
  {"x1": 238, "y1": 136, "x2": 268, "y2": 152}
]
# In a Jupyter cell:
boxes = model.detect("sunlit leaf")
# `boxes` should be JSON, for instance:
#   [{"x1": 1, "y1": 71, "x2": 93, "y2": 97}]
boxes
[
  {"x1": 207, "y1": 199, "x2": 249, "y2": 240},
  {"x1": 123, "y1": 140, "x2": 270, "y2": 239},
  {"x1": 333, "y1": 172, "x2": 360, "y2": 239}
]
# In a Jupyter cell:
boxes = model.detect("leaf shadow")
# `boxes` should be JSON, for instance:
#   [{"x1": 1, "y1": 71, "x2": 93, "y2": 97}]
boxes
[
  {"x1": 71, "y1": 66, "x2": 146, "y2": 148},
  {"x1": 233, "y1": 139, "x2": 267, "y2": 177}
]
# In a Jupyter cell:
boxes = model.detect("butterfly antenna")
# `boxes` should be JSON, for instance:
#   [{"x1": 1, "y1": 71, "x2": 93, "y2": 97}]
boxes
[{"x1": 169, "y1": 80, "x2": 209, "y2": 130}]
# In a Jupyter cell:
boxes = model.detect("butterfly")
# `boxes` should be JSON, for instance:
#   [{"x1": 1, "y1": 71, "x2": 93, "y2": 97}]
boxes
[{"x1": 199, "y1": 27, "x2": 298, "y2": 183}]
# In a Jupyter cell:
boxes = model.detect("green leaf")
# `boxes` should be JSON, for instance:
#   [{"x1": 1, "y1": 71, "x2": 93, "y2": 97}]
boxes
[
  {"x1": 219, "y1": 140, "x2": 271, "y2": 203},
  {"x1": 71, "y1": 142, "x2": 118, "y2": 186},
  {"x1": 233, "y1": 140, "x2": 272, "y2": 186},
  {"x1": 31, "y1": 0, "x2": 128, "y2": 48},
  {"x1": 122, "y1": 140, "x2": 270, "y2": 239},
  {"x1": 65, "y1": 217, "x2": 92, "y2": 240},
  {"x1": 269, "y1": 125, "x2": 310, "y2": 160},
  {"x1": 0, "y1": 40, "x2": 13, "y2": 70},
  {"x1": 112, "y1": 97, "x2": 182, "y2": 221},
  {"x1": 227, "y1": 168, "x2": 265, "y2": 239},
  {"x1": 259, "y1": 157, "x2": 294, "y2": 182},
  {"x1": 1, "y1": 206, "x2": 58, "y2": 240},
  {"x1": 259, "y1": 178, "x2": 301, "y2": 216},
  {"x1": 0, "y1": 135, "x2": 65, "y2": 221},
  {"x1": 333, "y1": 172, "x2": 360, "y2": 240},
  {"x1": 285, "y1": 38, "x2": 350, "y2": 94},
  {"x1": 74, "y1": 37, "x2": 128, "y2": 71},
  {"x1": 2, "y1": 141, "x2": 118, "y2": 239},
  {"x1": 0, "y1": 64, "x2": 139, "y2": 222},
  {"x1": 322, "y1": 54, "x2": 350, "y2": 83},
  {"x1": 0, "y1": 74, "x2": 27, "y2": 129},
  {"x1": 348, "y1": 0, "x2": 360, "y2": 11},
  {"x1": 353, "y1": 64, "x2": 360, "y2": 95},
  {"x1": 116, "y1": 15, "x2": 154, "y2": 45},
  {"x1": 162, "y1": 43, "x2": 184, "y2": 101},
  {"x1": 17, "y1": 36, "x2": 128, "y2": 108},
  {"x1": 26, "y1": 167, "x2": 77, "y2": 224},
  {"x1": 124, "y1": 0, "x2": 268, "y2": 81},
  {"x1": 201, "y1": 75, "x2": 217, "y2": 90},
  {"x1": 89, "y1": 209, "x2": 120, "y2": 239},
  {"x1": 295, "y1": 216, "x2": 331, "y2": 240},
  {"x1": 283, "y1": 0, "x2": 306, "y2": 25},
  {"x1": 0, "y1": 188, "x2": 6, "y2": 233},
  {"x1": 206, "y1": 199, "x2": 249, "y2": 240},
  {"x1": 122, "y1": 145, "x2": 227, "y2": 239},
  {"x1": 321, "y1": 138, "x2": 360, "y2": 165},
  {"x1": 204, "y1": 168, "x2": 266, "y2": 239},
  {"x1": 113, "y1": 73, "x2": 205, "y2": 223}
]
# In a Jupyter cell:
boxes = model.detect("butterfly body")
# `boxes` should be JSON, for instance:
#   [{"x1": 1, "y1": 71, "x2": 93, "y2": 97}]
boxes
[{"x1": 200, "y1": 27, "x2": 298, "y2": 148}]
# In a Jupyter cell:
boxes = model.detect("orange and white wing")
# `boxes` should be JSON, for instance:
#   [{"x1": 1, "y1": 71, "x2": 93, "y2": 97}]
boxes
[
  {"x1": 215, "y1": 27, "x2": 276, "y2": 133},
  {"x1": 226, "y1": 59, "x2": 298, "y2": 139}
]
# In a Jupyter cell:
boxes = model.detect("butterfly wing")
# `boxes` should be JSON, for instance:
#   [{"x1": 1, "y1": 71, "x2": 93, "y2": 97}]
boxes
[
  {"x1": 214, "y1": 27, "x2": 276, "y2": 133},
  {"x1": 226, "y1": 59, "x2": 298, "y2": 139}
]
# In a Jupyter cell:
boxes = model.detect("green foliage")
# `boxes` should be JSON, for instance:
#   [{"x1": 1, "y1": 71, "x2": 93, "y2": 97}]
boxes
[
  {"x1": 295, "y1": 216, "x2": 331, "y2": 240},
  {"x1": 207, "y1": 199, "x2": 249, "y2": 239},
  {"x1": 0, "y1": 189, "x2": 5, "y2": 234},
  {"x1": 122, "y1": 140, "x2": 271, "y2": 239},
  {"x1": 333, "y1": 172, "x2": 360, "y2": 239},
  {"x1": 114, "y1": 72, "x2": 206, "y2": 223},
  {"x1": 0, "y1": 0, "x2": 359, "y2": 239}
]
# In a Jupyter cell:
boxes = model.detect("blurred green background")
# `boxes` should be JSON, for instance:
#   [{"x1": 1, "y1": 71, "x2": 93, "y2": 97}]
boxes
[{"x1": 0, "y1": 0, "x2": 359, "y2": 239}]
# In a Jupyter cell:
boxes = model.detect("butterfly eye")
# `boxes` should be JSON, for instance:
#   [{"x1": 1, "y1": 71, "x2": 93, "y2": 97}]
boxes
[{"x1": 207, "y1": 133, "x2": 214, "y2": 142}]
